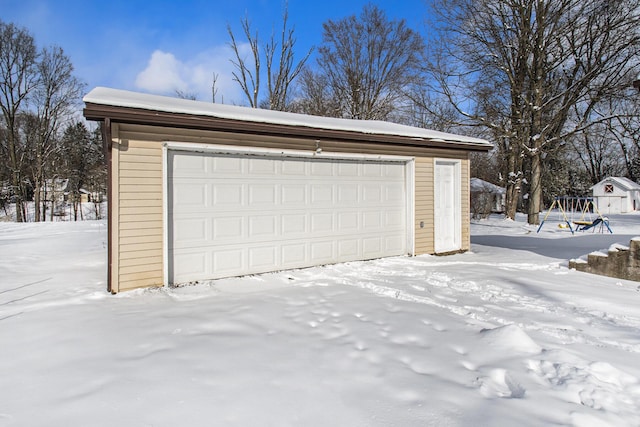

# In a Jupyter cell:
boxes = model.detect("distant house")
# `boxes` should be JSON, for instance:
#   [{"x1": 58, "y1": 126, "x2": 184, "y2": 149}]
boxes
[
  {"x1": 0, "y1": 181, "x2": 12, "y2": 199},
  {"x1": 591, "y1": 177, "x2": 640, "y2": 214},
  {"x1": 470, "y1": 178, "x2": 505, "y2": 216},
  {"x1": 78, "y1": 189, "x2": 106, "y2": 204},
  {"x1": 40, "y1": 178, "x2": 69, "y2": 205}
]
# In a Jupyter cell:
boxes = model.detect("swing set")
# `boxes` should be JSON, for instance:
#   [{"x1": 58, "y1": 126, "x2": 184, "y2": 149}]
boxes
[{"x1": 536, "y1": 197, "x2": 612, "y2": 234}]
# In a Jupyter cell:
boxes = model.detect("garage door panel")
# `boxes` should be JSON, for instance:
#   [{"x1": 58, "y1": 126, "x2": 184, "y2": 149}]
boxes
[
  {"x1": 282, "y1": 160, "x2": 305, "y2": 175},
  {"x1": 173, "y1": 252, "x2": 207, "y2": 279},
  {"x1": 248, "y1": 215, "x2": 277, "y2": 237},
  {"x1": 249, "y1": 157, "x2": 277, "y2": 175},
  {"x1": 385, "y1": 164, "x2": 405, "y2": 178},
  {"x1": 169, "y1": 152, "x2": 408, "y2": 284},
  {"x1": 213, "y1": 183, "x2": 243, "y2": 206},
  {"x1": 310, "y1": 241, "x2": 335, "y2": 261},
  {"x1": 363, "y1": 185, "x2": 382, "y2": 202},
  {"x1": 338, "y1": 212, "x2": 359, "y2": 230},
  {"x1": 213, "y1": 216, "x2": 243, "y2": 240},
  {"x1": 173, "y1": 218, "x2": 208, "y2": 245},
  {"x1": 311, "y1": 161, "x2": 333, "y2": 176},
  {"x1": 311, "y1": 213, "x2": 334, "y2": 233},
  {"x1": 249, "y1": 184, "x2": 277, "y2": 204},
  {"x1": 281, "y1": 214, "x2": 307, "y2": 235},
  {"x1": 386, "y1": 183, "x2": 405, "y2": 202},
  {"x1": 282, "y1": 185, "x2": 306, "y2": 204},
  {"x1": 386, "y1": 236, "x2": 405, "y2": 252},
  {"x1": 363, "y1": 163, "x2": 382, "y2": 177},
  {"x1": 337, "y1": 184, "x2": 359, "y2": 204},
  {"x1": 311, "y1": 185, "x2": 333, "y2": 204},
  {"x1": 281, "y1": 243, "x2": 307, "y2": 266},
  {"x1": 213, "y1": 156, "x2": 242, "y2": 173},
  {"x1": 248, "y1": 246, "x2": 277, "y2": 269},
  {"x1": 338, "y1": 162, "x2": 358, "y2": 176},
  {"x1": 173, "y1": 153, "x2": 206, "y2": 174},
  {"x1": 213, "y1": 249, "x2": 243, "y2": 273},
  {"x1": 363, "y1": 237, "x2": 382, "y2": 256},
  {"x1": 363, "y1": 211, "x2": 381, "y2": 229},
  {"x1": 385, "y1": 210, "x2": 405, "y2": 227},
  {"x1": 338, "y1": 239, "x2": 359, "y2": 258},
  {"x1": 173, "y1": 182, "x2": 206, "y2": 206}
]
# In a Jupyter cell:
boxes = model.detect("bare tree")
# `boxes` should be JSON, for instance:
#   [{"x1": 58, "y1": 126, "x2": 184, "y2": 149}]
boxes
[
  {"x1": 426, "y1": 0, "x2": 640, "y2": 223},
  {"x1": 294, "y1": 67, "x2": 341, "y2": 117},
  {"x1": 1, "y1": 21, "x2": 88, "y2": 222},
  {"x1": 569, "y1": 125, "x2": 625, "y2": 185},
  {"x1": 607, "y1": 98, "x2": 640, "y2": 181},
  {"x1": 227, "y1": 4, "x2": 311, "y2": 110},
  {"x1": 315, "y1": 4, "x2": 425, "y2": 120},
  {"x1": 175, "y1": 89, "x2": 197, "y2": 100},
  {"x1": 0, "y1": 21, "x2": 39, "y2": 222},
  {"x1": 263, "y1": 7, "x2": 312, "y2": 111},
  {"x1": 30, "y1": 46, "x2": 84, "y2": 221},
  {"x1": 211, "y1": 72, "x2": 219, "y2": 103},
  {"x1": 567, "y1": 93, "x2": 638, "y2": 186},
  {"x1": 61, "y1": 121, "x2": 105, "y2": 221},
  {"x1": 228, "y1": 16, "x2": 260, "y2": 108}
]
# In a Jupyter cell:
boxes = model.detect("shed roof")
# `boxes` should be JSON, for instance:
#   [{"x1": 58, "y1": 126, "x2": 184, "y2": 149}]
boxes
[
  {"x1": 470, "y1": 178, "x2": 505, "y2": 194},
  {"x1": 592, "y1": 177, "x2": 640, "y2": 191},
  {"x1": 83, "y1": 87, "x2": 492, "y2": 151}
]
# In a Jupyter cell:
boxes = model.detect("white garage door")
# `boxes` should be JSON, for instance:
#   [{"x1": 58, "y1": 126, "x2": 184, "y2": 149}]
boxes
[{"x1": 168, "y1": 151, "x2": 409, "y2": 285}]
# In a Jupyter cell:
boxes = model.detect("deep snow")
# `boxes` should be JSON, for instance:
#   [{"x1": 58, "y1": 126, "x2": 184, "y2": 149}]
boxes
[{"x1": 1, "y1": 213, "x2": 639, "y2": 426}]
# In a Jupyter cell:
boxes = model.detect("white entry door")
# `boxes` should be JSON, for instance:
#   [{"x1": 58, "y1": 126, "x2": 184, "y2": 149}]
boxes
[
  {"x1": 434, "y1": 160, "x2": 461, "y2": 253},
  {"x1": 168, "y1": 151, "x2": 409, "y2": 285}
]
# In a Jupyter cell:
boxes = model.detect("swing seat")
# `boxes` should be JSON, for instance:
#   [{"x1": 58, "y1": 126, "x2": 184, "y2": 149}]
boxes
[{"x1": 575, "y1": 218, "x2": 604, "y2": 231}]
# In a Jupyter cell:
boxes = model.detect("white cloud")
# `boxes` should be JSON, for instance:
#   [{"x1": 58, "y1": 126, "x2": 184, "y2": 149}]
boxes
[
  {"x1": 135, "y1": 50, "x2": 185, "y2": 93},
  {"x1": 134, "y1": 44, "x2": 254, "y2": 104}
]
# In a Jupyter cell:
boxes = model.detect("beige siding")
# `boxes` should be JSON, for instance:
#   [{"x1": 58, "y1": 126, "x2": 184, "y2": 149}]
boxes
[
  {"x1": 110, "y1": 122, "x2": 474, "y2": 292},
  {"x1": 414, "y1": 157, "x2": 434, "y2": 254},
  {"x1": 112, "y1": 130, "x2": 164, "y2": 292},
  {"x1": 461, "y1": 156, "x2": 471, "y2": 251}
]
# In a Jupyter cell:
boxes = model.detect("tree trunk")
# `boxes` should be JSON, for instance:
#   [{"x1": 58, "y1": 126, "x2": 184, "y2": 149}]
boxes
[
  {"x1": 527, "y1": 153, "x2": 542, "y2": 225},
  {"x1": 504, "y1": 144, "x2": 523, "y2": 220},
  {"x1": 505, "y1": 182, "x2": 520, "y2": 220},
  {"x1": 33, "y1": 176, "x2": 41, "y2": 222},
  {"x1": 8, "y1": 130, "x2": 24, "y2": 222}
]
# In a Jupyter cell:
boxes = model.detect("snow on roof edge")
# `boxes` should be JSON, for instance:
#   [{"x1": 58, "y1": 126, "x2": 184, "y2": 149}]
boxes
[
  {"x1": 470, "y1": 177, "x2": 505, "y2": 193},
  {"x1": 590, "y1": 176, "x2": 640, "y2": 191},
  {"x1": 83, "y1": 87, "x2": 492, "y2": 148}
]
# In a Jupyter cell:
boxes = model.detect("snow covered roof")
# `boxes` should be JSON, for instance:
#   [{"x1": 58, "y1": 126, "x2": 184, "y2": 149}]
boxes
[
  {"x1": 592, "y1": 177, "x2": 640, "y2": 191},
  {"x1": 470, "y1": 178, "x2": 505, "y2": 194},
  {"x1": 83, "y1": 87, "x2": 492, "y2": 150}
]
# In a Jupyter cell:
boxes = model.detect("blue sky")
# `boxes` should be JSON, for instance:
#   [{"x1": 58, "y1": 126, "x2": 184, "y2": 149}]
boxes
[{"x1": 2, "y1": 0, "x2": 432, "y2": 105}]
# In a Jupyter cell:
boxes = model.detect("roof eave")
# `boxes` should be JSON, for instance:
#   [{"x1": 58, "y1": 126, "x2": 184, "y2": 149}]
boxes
[{"x1": 83, "y1": 103, "x2": 493, "y2": 152}]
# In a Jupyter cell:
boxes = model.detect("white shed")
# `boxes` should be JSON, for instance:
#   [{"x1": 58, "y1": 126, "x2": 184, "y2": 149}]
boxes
[
  {"x1": 470, "y1": 178, "x2": 505, "y2": 214},
  {"x1": 591, "y1": 177, "x2": 640, "y2": 214}
]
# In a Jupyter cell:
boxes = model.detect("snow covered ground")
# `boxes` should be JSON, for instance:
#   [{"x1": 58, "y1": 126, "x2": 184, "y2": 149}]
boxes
[{"x1": 1, "y1": 213, "x2": 639, "y2": 426}]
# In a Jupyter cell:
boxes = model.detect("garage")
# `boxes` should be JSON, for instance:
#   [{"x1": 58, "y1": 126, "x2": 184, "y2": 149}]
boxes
[
  {"x1": 82, "y1": 87, "x2": 492, "y2": 293},
  {"x1": 168, "y1": 149, "x2": 410, "y2": 284}
]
